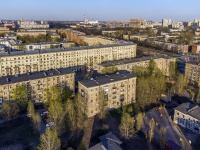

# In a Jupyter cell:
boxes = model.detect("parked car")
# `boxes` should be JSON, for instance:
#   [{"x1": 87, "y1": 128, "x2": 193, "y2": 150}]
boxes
[
  {"x1": 41, "y1": 111, "x2": 48, "y2": 119},
  {"x1": 46, "y1": 122, "x2": 54, "y2": 128},
  {"x1": 27, "y1": 113, "x2": 31, "y2": 118}
]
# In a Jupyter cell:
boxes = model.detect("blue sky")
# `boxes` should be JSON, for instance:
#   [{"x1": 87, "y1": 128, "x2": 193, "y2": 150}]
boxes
[{"x1": 0, "y1": 0, "x2": 199, "y2": 21}]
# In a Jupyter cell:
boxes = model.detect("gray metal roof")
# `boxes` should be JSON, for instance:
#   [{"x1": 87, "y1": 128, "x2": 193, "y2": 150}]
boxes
[
  {"x1": 175, "y1": 102, "x2": 200, "y2": 120},
  {"x1": 0, "y1": 42, "x2": 135, "y2": 57},
  {"x1": 88, "y1": 132, "x2": 123, "y2": 150},
  {"x1": 0, "y1": 68, "x2": 73, "y2": 85},
  {"x1": 79, "y1": 71, "x2": 136, "y2": 88},
  {"x1": 100, "y1": 56, "x2": 174, "y2": 67}
]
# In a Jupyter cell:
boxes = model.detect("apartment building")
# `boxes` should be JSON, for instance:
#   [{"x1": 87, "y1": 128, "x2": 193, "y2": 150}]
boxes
[
  {"x1": 0, "y1": 42, "x2": 136, "y2": 77},
  {"x1": 97, "y1": 56, "x2": 176, "y2": 76},
  {"x1": 185, "y1": 62, "x2": 200, "y2": 86},
  {"x1": 84, "y1": 36, "x2": 115, "y2": 46},
  {"x1": 147, "y1": 40, "x2": 188, "y2": 54},
  {"x1": 129, "y1": 19, "x2": 144, "y2": 28},
  {"x1": 78, "y1": 71, "x2": 136, "y2": 117},
  {"x1": 0, "y1": 68, "x2": 74, "y2": 102},
  {"x1": 24, "y1": 42, "x2": 75, "y2": 50},
  {"x1": 17, "y1": 20, "x2": 49, "y2": 29},
  {"x1": 174, "y1": 102, "x2": 200, "y2": 134},
  {"x1": 62, "y1": 29, "x2": 86, "y2": 44},
  {"x1": 16, "y1": 31, "x2": 47, "y2": 37},
  {"x1": 191, "y1": 44, "x2": 200, "y2": 54}
]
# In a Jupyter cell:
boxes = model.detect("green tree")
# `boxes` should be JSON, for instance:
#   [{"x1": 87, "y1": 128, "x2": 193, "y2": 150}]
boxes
[
  {"x1": 38, "y1": 128, "x2": 61, "y2": 150},
  {"x1": 98, "y1": 90, "x2": 108, "y2": 119},
  {"x1": 169, "y1": 62, "x2": 177, "y2": 80},
  {"x1": 12, "y1": 84, "x2": 28, "y2": 111},
  {"x1": 176, "y1": 73, "x2": 187, "y2": 95},
  {"x1": 119, "y1": 112, "x2": 135, "y2": 139},
  {"x1": 65, "y1": 94, "x2": 86, "y2": 131},
  {"x1": 62, "y1": 87, "x2": 72, "y2": 101},
  {"x1": 48, "y1": 100, "x2": 64, "y2": 127},
  {"x1": 32, "y1": 112, "x2": 41, "y2": 134},
  {"x1": 148, "y1": 118, "x2": 155, "y2": 142},
  {"x1": 44, "y1": 86, "x2": 62, "y2": 104},
  {"x1": 148, "y1": 60, "x2": 157, "y2": 75},
  {"x1": 2, "y1": 102, "x2": 19, "y2": 120}
]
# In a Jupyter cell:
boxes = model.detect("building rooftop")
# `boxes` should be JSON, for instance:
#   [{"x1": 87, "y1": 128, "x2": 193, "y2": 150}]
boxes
[
  {"x1": 99, "y1": 56, "x2": 174, "y2": 67},
  {"x1": 79, "y1": 71, "x2": 136, "y2": 88},
  {"x1": 0, "y1": 68, "x2": 73, "y2": 85},
  {"x1": 175, "y1": 102, "x2": 200, "y2": 120},
  {"x1": 0, "y1": 42, "x2": 135, "y2": 57},
  {"x1": 89, "y1": 132, "x2": 123, "y2": 150}
]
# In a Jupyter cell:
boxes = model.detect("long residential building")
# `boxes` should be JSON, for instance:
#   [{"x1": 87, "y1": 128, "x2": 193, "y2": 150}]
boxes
[
  {"x1": 78, "y1": 71, "x2": 136, "y2": 117},
  {"x1": 174, "y1": 102, "x2": 200, "y2": 134},
  {"x1": 0, "y1": 68, "x2": 74, "y2": 102},
  {"x1": 185, "y1": 62, "x2": 200, "y2": 86},
  {"x1": 97, "y1": 56, "x2": 176, "y2": 76},
  {"x1": 0, "y1": 42, "x2": 136, "y2": 77}
]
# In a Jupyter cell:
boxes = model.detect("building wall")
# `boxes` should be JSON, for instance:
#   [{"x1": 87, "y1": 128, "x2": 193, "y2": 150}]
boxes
[
  {"x1": 0, "y1": 44, "x2": 136, "y2": 77},
  {"x1": 97, "y1": 57, "x2": 176, "y2": 76},
  {"x1": 0, "y1": 72, "x2": 74, "y2": 102},
  {"x1": 192, "y1": 45, "x2": 200, "y2": 54},
  {"x1": 174, "y1": 109, "x2": 200, "y2": 134},
  {"x1": 84, "y1": 37, "x2": 114, "y2": 46},
  {"x1": 129, "y1": 19, "x2": 144, "y2": 28},
  {"x1": 185, "y1": 63, "x2": 200, "y2": 86},
  {"x1": 16, "y1": 31, "x2": 47, "y2": 37},
  {"x1": 78, "y1": 77, "x2": 136, "y2": 117}
]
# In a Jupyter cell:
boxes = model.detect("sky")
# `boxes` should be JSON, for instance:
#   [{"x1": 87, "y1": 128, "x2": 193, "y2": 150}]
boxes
[{"x1": 0, "y1": 0, "x2": 200, "y2": 22}]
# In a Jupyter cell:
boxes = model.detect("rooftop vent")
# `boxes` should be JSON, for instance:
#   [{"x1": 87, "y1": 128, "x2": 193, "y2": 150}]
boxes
[
  {"x1": 15, "y1": 74, "x2": 19, "y2": 77},
  {"x1": 188, "y1": 105, "x2": 198, "y2": 113},
  {"x1": 55, "y1": 68, "x2": 61, "y2": 74},
  {"x1": 44, "y1": 72, "x2": 47, "y2": 76},
  {"x1": 110, "y1": 78, "x2": 114, "y2": 81},
  {"x1": 6, "y1": 78, "x2": 10, "y2": 83}
]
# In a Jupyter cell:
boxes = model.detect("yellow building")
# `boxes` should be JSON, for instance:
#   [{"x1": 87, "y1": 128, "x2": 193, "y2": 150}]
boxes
[
  {"x1": 0, "y1": 42, "x2": 136, "y2": 77},
  {"x1": 97, "y1": 56, "x2": 176, "y2": 76},
  {"x1": 78, "y1": 71, "x2": 136, "y2": 117},
  {"x1": 0, "y1": 68, "x2": 74, "y2": 102},
  {"x1": 185, "y1": 62, "x2": 200, "y2": 86}
]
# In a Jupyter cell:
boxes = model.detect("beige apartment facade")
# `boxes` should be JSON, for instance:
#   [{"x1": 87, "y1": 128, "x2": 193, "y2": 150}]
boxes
[
  {"x1": 84, "y1": 36, "x2": 115, "y2": 46},
  {"x1": 97, "y1": 56, "x2": 176, "y2": 76},
  {"x1": 0, "y1": 68, "x2": 74, "y2": 102},
  {"x1": 78, "y1": 71, "x2": 137, "y2": 117},
  {"x1": 185, "y1": 62, "x2": 200, "y2": 86},
  {"x1": 174, "y1": 102, "x2": 200, "y2": 134},
  {"x1": 0, "y1": 42, "x2": 136, "y2": 77}
]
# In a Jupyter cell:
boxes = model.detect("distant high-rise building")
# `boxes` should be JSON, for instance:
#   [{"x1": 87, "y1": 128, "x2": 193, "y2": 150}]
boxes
[
  {"x1": 194, "y1": 19, "x2": 200, "y2": 27},
  {"x1": 129, "y1": 19, "x2": 144, "y2": 28},
  {"x1": 162, "y1": 18, "x2": 172, "y2": 27}
]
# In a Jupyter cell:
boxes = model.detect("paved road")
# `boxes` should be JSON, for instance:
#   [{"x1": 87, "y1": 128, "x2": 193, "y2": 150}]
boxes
[{"x1": 142, "y1": 107, "x2": 188, "y2": 148}]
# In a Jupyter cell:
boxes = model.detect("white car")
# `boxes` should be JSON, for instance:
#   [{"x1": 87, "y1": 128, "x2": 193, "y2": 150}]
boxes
[
  {"x1": 27, "y1": 114, "x2": 31, "y2": 118},
  {"x1": 46, "y1": 122, "x2": 54, "y2": 127},
  {"x1": 40, "y1": 111, "x2": 48, "y2": 117}
]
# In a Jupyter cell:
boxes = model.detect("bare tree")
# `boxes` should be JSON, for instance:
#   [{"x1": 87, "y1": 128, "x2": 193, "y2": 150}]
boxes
[
  {"x1": 27, "y1": 101, "x2": 34, "y2": 116},
  {"x1": 98, "y1": 90, "x2": 108, "y2": 119},
  {"x1": 148, "y1": 118, "x2": 155, "y2": 142},
  {"x1": 2, "y1": 102, "x2": 19, "y2": 120},
  {"x1": 32, "y1": 112, "x2": 41, "y2": 134},
  {"x1": 136, "y1": 112, "x2": 143, "y2": 131},
  {"x1": 159, "y1": 126, "x2": 167, "y2": 150},
  {"x1": 119, "y1": 112, "x2": 135, "y2": 139}
]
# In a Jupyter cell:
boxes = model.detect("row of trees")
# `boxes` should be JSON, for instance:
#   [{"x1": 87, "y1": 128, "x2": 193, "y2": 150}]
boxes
[
  {"x1": 133, "y1": 61, "x2": 187, "y2": 110},
  {"x1": 17, "y1": 34, "x2": 62, "y2": 44}
]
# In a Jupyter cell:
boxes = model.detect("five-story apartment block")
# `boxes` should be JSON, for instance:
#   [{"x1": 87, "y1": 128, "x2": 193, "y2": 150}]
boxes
[
  {"x1": 97, "y1": 56, "x2": 176, "y2": 76},
  {"x1": 185, "y1": 62, "x2": 200, "y2": 86},
  {"x1": 0, "y1": 68, "x2": 74, "y2": 102},
  {"x1": 0, "y1": 42, "x2": 136, "y2": 77},
  {"x1": 78, "y1": 71, "x2": 136, "y2": 117}
]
